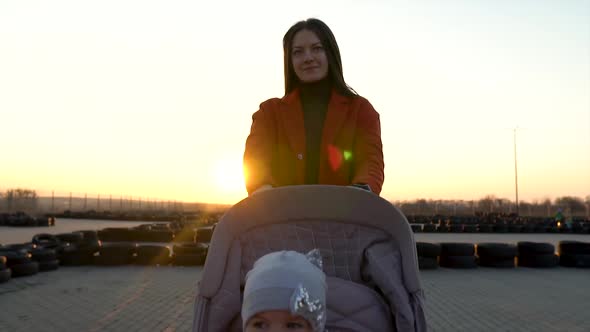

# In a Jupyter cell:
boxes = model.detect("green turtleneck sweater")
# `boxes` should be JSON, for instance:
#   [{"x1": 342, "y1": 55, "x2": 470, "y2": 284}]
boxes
[{"x1": 299, "y1": 79, "x2": 332, "y2": 184}]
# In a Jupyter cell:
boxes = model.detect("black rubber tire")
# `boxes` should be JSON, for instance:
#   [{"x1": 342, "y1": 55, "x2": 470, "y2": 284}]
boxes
[
  {"x1": 135, "y1": 246, "x2": 171, "y2": 265},
  {"x1": 559, "y1": 254, "x2": 590, "y2": 268},
  {"x1": 508, "y1": 225, "x2": 523, "y2": 233},
  {"x1": 59, "y1": 250, "x2": 96, "y2": 266},
  {"x1": 99, "y1": 243, "x2": 137, "y2": 256},
  {"x1": 0, "y1": 251, "x2": 33, "y2": 266},
  {"x1": 478, "y1": 225, "x2": 493, "y2": 233},
  {"x1": 5, "y1": 243, "x2": 37, "y2": 253},
  {"x1": 463, "y1": 225, "x2": 478, "y2": 233},
  {"x1": 133, "y1": 230, "x2": 174, "y2": 242},
  {"x1": 0, "y1": 268, "x2": 11, "y2": 283},
  {"x1": 440, "y1": 243, "x2": 475, "y2": 256},
  {"x1": 558, "y1": 241, "x2": 590, "y2": 256},
  {"x1": 493, "y1": 225, "x2": 508, "y2": 233},
  {"x1": 449, "y1": 225, "x2": 463, "y2": 233},
  {"x1": 476, "y1": 243, "x2": 517, "y2": 259},
  {"x1": 436, "y1": 225, "x2": 449, "y2": 233},
  {"x1": 439, "y1": 255, "x2": 477, "y2": 269},
  {"x1": 134, "y1": 255, "x2": 171, "y2": 265},
  {"x1": 518, "y1": 254, "x2": 559, "y2": 268},
  {"x1": 173, "y1": 243, "x2": 208, "y2": 255},
  {"x1": 173, "y1": 228, "x2": 196, "y2": 243},
  {"x1": 31, "y1": 248, "x2": 57, "y2": 262},
  {"x1": 32, "y1": 233, "x2": 61, "y2": 249},
  {"x1": 38, "y1": 259, "x2": 60, "y2": 272},
  {"x1": 416, "y1": 242, "x2": 441, "y2": 258},
  {"x1": 534, "y1": 226, "x2": 548, "y2": 233},
  {"x1": 422, "y1": 224, "x2": 436, "y2": 232},
  {"x1": 478, "y1": 256, "x2": 515, "y2": 268},
  {"x1": 77, "y1": 230, "x2": 99, "y2": 242},
  {"x1": 411, "y1": 225, "x2": 423, "y2": 233},
  {"x1": 98, "y1": 228, "x2": 134, "y2": 242},
  {"x1": 172, "y1": 253, "x2": 206, "y2": 266},
  {"x1": 56, "y1": 232, "x2": 84, "y2": 245},
  {"x1": 195, "y1": 227, "x2": 214, "y2": 243},
  {"x1": 521, "y1": 225, "x2": 536, "y2": 233},
  {"x1": 517, "y1": 242, "x2": 555, "y2": 255},
  {"x1": 10, "y1": 261, "x2": 39, "y2": 277},
  {"x1": 418, "y1": 256, "x2": 438, "y2": 269}
]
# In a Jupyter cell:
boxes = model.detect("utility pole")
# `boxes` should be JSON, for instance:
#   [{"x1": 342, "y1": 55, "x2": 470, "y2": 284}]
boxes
[
  {"x1": 514, "y1": 128, "x2": 520, "y2": 216},
  {"x1": 84, "y1": 193, "x2": 87, "y2": 211},
  {"x1": 69, "y1": 192, "x2": 72, "y2": 211},
  {"x1": 51, "y1": 190, "x2": 55, "y2": 213},
  {"x1": 97, "y1": 194, "x2": 100, "y2": 211}
]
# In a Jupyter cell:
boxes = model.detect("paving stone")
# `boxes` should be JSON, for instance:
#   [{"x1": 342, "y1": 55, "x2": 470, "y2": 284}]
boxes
[{"x1": 1, "y1": 264, "x2": 589, "y2": 331}]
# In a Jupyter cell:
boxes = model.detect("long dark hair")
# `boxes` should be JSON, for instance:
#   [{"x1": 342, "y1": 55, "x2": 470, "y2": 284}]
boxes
[{"x1": 282, "y1": 18, "x2": 357, "y2": 97}]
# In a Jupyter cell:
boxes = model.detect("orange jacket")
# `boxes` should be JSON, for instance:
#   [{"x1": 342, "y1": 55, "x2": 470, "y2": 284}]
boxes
[{"x1": 243, "y1": 88, "x2": 384, "y2": 195}]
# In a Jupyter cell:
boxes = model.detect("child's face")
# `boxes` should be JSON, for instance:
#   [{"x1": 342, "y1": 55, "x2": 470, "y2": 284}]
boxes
[{"x1": 245, "y1": 310, "x2": 313, "y2": 332}]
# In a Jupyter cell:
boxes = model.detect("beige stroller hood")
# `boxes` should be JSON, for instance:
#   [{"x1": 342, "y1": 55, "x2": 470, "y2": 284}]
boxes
[{"x1": 192, "y1": 185, "x2": 427, "y2": 332}]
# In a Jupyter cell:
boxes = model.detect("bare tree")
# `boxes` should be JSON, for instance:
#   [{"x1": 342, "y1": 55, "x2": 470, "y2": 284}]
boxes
[{"x1": 3, "y1": 188, "x2": 39, "y2": 213}]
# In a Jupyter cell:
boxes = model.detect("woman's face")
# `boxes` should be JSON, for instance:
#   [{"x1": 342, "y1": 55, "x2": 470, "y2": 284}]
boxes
[
  {"x1": 291, "y1": 29, "x2": 329, "y2": 83},
  {"x1": 245, "y1": 310, "x2": 313, "y2": 332}
]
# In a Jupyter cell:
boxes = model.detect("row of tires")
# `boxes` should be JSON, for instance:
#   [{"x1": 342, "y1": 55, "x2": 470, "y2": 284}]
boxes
[
  {"x1": 96, "y1": 224, "x2": 214, "y2": 243},
  {"x1": 0, "y1": 228, "x2": 212, "y2": 284},
  {"x1": 416, "y1": 240, "x2": 590, "y2": 269},
  {"x1": 409, "y1": 215, "x2": 589, "y2": 225},
  {"x1": 0, "y1": 214, "x2": 56, "y2": 227},
  {"x1": 412, "y1": 223, "x2": 590, "y2": 234}
]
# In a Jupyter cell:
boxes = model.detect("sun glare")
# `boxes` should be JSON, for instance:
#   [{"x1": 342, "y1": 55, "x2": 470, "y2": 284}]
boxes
[{"x1": 214, "y1": 157, "x2": 245, "y2": 193}]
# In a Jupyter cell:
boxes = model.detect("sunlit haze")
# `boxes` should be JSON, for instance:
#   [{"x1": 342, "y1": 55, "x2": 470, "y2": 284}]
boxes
[{"x1": 1, "y1": 0, "x2": 589, "y2": 205}]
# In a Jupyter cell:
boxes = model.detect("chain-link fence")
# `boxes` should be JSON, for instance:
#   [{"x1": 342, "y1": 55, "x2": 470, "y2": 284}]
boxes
[{"x1": 0, "y1": 189, "x2": 229, "y2": 217}]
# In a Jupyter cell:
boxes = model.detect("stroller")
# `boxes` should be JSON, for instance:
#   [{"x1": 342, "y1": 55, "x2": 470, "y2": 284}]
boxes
[{"x1": 192, "y1": 185, "x2": 427, "y2": 332}]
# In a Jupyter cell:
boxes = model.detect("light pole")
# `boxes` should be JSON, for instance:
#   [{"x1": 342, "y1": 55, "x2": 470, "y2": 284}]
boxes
[{"x1": 513, "y1": 128, "x2": 520, "y2": 215}]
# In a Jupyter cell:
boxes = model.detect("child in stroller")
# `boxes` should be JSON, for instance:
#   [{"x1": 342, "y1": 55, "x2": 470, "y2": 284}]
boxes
[
  {"x1": 242, "y1": 249, "x2": 327, "y2": 332},
  {"x1": 192, "y1": 185, "x2": 427, "y2": 332}
]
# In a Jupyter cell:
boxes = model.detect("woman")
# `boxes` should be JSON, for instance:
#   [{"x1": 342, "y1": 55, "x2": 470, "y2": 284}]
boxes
[{"x1": 243, "y1": 18, "x2": 384, "y2": 196}]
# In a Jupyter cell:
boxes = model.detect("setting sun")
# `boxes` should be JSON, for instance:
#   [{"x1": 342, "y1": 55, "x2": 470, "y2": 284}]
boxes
[{"x1": 214, "y1": 156, "x2": 245, "y2": 193}]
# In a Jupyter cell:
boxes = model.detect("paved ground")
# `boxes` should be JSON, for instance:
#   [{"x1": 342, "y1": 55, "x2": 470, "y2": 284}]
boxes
[
  {"x1": 1, "y1": 264, "x2": 589, "y2": 332},
  {"x1": 0, "y1": 266, "x2": 200, "y2": 332}
]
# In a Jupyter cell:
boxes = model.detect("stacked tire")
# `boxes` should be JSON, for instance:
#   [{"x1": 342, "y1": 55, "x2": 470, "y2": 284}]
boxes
[
  {"x1": 95, "y1": 243, "x2": 136, "y2": 265},
  {"x1": 517, "y1": 242, "x2": 558, "y2": 268},
  {"x1": 98, "y1": 228, "x2": 134, "y2": 242},
  {"x1": 439, "y1": 243, "x2": 477, "y2": 268},
  {"x1": 558, "y1": 241, "x2": 590, "y2": 268},
  {"x1": 478, "y1": 224, "x2": 493, "y2": 233},
  {"x1": 173, "y1": 227, "x2": 197, "y2": 243},
  {"x1": 132, "y1": 224, "x2": 174, "y2": 242},
  {"x1": 416, "y1": 242, "x2": 440, "y2": 269},
  {"x1": 476, "y1": 243, "x2": 517, "y2": 268},
  {"x1": 0, "y1": 249, "x2": 39, "y2": 277},
  {"x1": 135, "y1": 245, "x2": 171, "y2": 265},
  {"x1": 172, "y1": 243, "x2": 208, "y2": 266},
  {"x1": 0, "y1": 255, "x2": 11, "y2": 283},
  {"x1": 31, "y1": 248, "x2": 60, "y2": 271},
  {"x1": 196, "y1": 226, "x2": 214, "y2": 243},
  {"x1": 463, "y1": 225, "x2": 477, "y2": 233},
  {"x1": 35, "y1": 231, "x2": 100, "y2": 266},
  {"x1": 422, "y1": 224, "x2": 436, "y2": 232}
]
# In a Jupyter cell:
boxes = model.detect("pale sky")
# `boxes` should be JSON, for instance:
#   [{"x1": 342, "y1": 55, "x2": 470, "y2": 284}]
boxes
[{"x1": 1, "y1": 0, "x2": 589, "y2": 205}]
